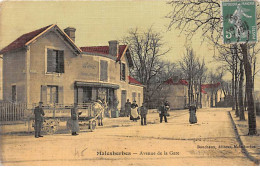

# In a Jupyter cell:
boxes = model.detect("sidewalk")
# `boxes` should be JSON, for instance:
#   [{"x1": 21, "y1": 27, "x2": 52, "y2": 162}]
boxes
[{"x1": 229, "y1": 110, "x2": 260, "y2": 164}]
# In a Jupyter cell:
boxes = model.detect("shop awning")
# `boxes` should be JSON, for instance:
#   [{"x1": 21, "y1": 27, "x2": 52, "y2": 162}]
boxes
[{"x1": 75, "y1": 81, "x2": 119, "y2": 89}]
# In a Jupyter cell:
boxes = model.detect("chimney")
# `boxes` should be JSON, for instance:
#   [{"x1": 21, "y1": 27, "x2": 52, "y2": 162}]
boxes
[
  {"x1": 108, "y1": 40, "x2": 119, "y2": 57},
  {"x1": 64, "y1": 27, "x2": 76, "y2": 42}
]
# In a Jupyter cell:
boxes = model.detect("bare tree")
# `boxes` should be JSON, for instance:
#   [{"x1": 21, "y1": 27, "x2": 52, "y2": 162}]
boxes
[
  {"x1": 179, "y1": 47, "x2": 201, "y2": 106},
  {"x1": 166, "y1": 0, "x2": 257, "y2": 135},
  {"x1": 123, "y1": 27, "x2": 170, "y2": 107}
]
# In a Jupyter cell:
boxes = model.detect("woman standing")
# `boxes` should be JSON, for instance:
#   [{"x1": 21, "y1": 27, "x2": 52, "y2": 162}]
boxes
[
  {"x1": 189, "y1": 103, "x2": 197, "y2": 124},
  {"x1": 130, "y1": 100, "x2": 139, "y2": 122},
  {"x1": 71, "y1": 103, "x2": 80, "y2": 135}
]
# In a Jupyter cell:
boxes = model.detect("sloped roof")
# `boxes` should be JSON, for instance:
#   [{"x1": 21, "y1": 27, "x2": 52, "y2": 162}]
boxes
[
  {"x1": 80, "y1": 45, "x2": 127, "y2": 60},
  {"x1": 0, "y1": 24, "x2": 81, "y2": 55},
  {"x1": 128, "y1": 76, "x2": 142, "y2": 85},
  {"x1": 0, "y1": 24, "x2": 53, "y2": 54},
  {"x1": 164, "y1": 78, "x2": 188, "y2": 85},
  {"x1": 201, "y1": 82, "x2": 221, "y2": 94}
]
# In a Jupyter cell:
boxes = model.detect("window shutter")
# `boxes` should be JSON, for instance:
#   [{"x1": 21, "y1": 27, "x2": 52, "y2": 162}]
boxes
[
  {"x1": 104, "y1": 61, "x2": 108, "y2": 81},
  {"x1": 122, "y1": 63, "x2": 125, "y2": 81},
  {"x1": 47, "y1": 49, "x2": 53, "y2": 72},
  {"x1": 120, "y1": 62, "x2": 122, "y2": 80},
  {"x1": 100, "y1": 60, "x2": 108, "y2": 81},
  {"x1": 100, "y1": 61, "x2": 104, "y2": 81},
  {"x1": 41, "y1": 85, "x2": 47, "y2": 104},
  {"x1": 58, "y1": 51, "x2": 64, "y2": 73},
  {"x1": 58, "y1": 86, "x2": 64, "y2": 104}
]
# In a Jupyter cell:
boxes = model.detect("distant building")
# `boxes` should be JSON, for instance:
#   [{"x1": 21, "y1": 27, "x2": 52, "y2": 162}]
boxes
[
  {"x1": 0, "y1": 24, "x2": 144, "y2": 111},
  {"x1": 161, "y1": 78, "x2": 223, "y2": 109},
  {"x1": 162, "y1": 78, "x2": 189, "y2": 109}
]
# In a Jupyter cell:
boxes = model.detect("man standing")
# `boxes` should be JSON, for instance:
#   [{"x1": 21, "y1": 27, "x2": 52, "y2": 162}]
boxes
[
  {"x1": 71, "y1": 103, "x2": 80, "y2": 135},
  {"x1": 159, "y1": 102, "x2": 167, "y2": 123},
  {"x1": 125, "y1": 99, "x2": 131, "y2": 117},
  {"x1": 139, "y1": 103, "x2": 148, "y2": 125},
  {"x1": 34, "y1": 101, "x2": 45, "y2": 138}
]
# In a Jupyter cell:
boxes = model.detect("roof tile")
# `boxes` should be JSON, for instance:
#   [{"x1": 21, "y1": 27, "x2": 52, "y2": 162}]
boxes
[
  {"x1": 0, "y1": 24, "x2": 53, "y2": 54},
  {"x1": 80, "y1": 45, "x2": 127, "y2": 60},
  {"x1": 128, "y1": 76, "x2": 142, "y2": 85}
]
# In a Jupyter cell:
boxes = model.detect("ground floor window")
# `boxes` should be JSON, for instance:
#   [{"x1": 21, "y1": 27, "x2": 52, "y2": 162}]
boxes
[
  {"x1": 132, "y1": 92, "x2": 136, "y2": 102},
  {"x1": 47, "y1": 86, "x2": 58, "y2": 104},
  {"x1": 138, "y1": 93, "x2": 141, "y2": 105},
  {"x1": 76, "y1": 86, "x2": 115, "y2": 109},
  {"x1": 11, "y1": 85, "x2": 16, "y2": 103}
]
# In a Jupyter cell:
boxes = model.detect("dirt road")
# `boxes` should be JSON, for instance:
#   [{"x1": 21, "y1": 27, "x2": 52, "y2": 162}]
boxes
[{"x1": 0, "y1": 108, "x2": 257, "y2": 165}]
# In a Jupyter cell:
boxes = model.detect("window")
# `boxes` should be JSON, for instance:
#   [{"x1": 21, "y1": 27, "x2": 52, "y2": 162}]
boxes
[
  {"x1": 120, "y1": 63, "x2": 126, "y2": 81},
  {"x1": 47, "y1": 49, "x2": 64, "y2": 73},
  {"x1": 12, "y1": 85, "x2": 16, "y2": 102},
  {"x1": 132, "y1": 92, "x2": 136, "y2": 102},
  {"x1": 47, "y1": 86, "x2": 58, "y2": 104},
  {"x1": 100, "y1": 60, "x2": 108, "y2": 81},
  {"x1": 138, "y1": 93, "x2": 141, "y2": 106},
  {"x1": 83, "y1": 87, "x2": 92, "y2": 103}
]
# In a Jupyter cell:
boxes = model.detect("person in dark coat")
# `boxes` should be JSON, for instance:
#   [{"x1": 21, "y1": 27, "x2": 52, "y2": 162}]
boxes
[
  {"x1": 139, "y1": 103, "x2": 148, "y2": 125},
  {"x1": 125, "y1": 99, "x2": 131, "y2": 117},
  {"x1": 159, "y1": 103, "x2": 167, "y2": 123},
  {"x1": 189, "y1": 104, "x2": 197, "y2": 124},
  {"x1": 71, "y1": 103, "x2": 80, "y2": 135},
  {"x1": 34, "y1": 101, "x2": 45, "y2": 138}
]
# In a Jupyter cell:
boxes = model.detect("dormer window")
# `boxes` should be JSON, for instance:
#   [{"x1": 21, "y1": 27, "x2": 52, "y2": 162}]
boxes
[{"x1": 47, "y1": 49, "x2": 64, "y2": 73}]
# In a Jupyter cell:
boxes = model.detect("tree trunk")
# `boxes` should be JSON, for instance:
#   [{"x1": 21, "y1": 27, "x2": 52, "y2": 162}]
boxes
[
  {"x1": 239, "y1": 60, "x2": 245, "y2": 121},
  {"x1": 244, "y1": 90, "x2": 247, "y2": 111},
  {"x1": 199, "y1": 79, "x2": 202, "y2": 108},
  {"x1": 234, "y1": 46, "x2": 239, "y2": 117},
  {"x1": 240, "y1": 43, "x2": 257, "y2": 135},
  {"x1": 232, "y1": 50, "x2": 235, "y2": 110}
]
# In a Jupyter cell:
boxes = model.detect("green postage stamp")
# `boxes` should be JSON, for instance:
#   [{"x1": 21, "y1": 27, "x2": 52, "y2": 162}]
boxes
[{"x1": 222, "y1": 1, "x2": 257, "y2": 44}]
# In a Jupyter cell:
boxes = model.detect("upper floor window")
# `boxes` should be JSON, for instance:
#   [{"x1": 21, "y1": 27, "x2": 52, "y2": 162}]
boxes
[
  {"x1": 120, "y1": 63, "x2": 126, "y2": 81},
  {"x1": 47, "y1": 49, "x2": 64, "y2": 73},
  {"x1": 100, "y1": 60, "x2": 108, "y2": 81}
]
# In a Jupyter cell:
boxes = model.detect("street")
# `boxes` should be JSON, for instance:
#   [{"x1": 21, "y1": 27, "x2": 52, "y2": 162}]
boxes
[{"x1": 0, "y1": 108, "x2": 257, "y2": 166}]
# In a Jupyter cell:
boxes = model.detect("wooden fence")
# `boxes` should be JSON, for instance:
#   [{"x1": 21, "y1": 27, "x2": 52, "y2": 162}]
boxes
[
  {"x1": 0, "y1": 103, "x2": 27, "y2": 121},
  {"x1": 0, "y1": 102, "x2": 93, "y2": 122}
]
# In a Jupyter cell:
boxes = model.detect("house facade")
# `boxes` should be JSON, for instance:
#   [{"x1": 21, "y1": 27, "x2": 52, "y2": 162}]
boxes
[
  {"x1": 0, "y1": 24, "x2": 143, "y2": 111},
  {"x1": 162, "y1": 78, "x2": 223, "y2": 109}
]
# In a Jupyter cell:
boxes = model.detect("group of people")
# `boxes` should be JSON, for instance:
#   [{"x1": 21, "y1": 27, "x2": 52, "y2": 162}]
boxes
[
  {"x1": 33, "y1": 99, "x2": 105, "y2": 138},
  {"x1": 34, "y1": 99, "x2": 198, "y2": 138},
  {"x1": 125, "y1": 99, "x2": 148, "y2": 125}
]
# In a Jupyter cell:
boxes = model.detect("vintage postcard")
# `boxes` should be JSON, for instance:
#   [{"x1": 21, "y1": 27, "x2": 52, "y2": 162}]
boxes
[{"x1": 0, "y1": 0, "x2": 259, "y2": 166}]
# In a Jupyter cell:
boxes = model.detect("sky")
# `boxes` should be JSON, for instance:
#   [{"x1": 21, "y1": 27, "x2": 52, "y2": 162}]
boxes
[{"x1": 0, "y1": 0, "x2": 259, "y2": 92}]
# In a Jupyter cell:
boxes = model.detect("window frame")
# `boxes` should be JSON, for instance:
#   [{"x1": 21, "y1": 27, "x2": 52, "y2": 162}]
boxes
[
  {"x1": 45, "y1": 46, "x2": 65, "y2": 75},
  {"x1": 46, "y1": 85, "x2": 59, "y2": 105},
  {"x1": 99, "y1": 60, "x2": 108, "y2": 82},
  {"x1": 11, "y1": 85, "x2": 17, "y2": 103},
  {"x1": 120, "y1": 62, "x2": 126, "y2": 81}
]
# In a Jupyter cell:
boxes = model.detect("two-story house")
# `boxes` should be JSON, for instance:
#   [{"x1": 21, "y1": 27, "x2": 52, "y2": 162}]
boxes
[{"x1": 0, "y1": 24, "x2": 144, "y2": 111}]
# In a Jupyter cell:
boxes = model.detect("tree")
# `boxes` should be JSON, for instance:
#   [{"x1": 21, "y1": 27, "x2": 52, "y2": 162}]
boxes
[
  {"x1": 166, "y1": 0, "x2": 257, "y2": 135},
  {"x1": 179, "y1": 47, "x2": 201, "y2": 106},
  {"x1": 196, "y1": 58, "x2": 207, "y2": 108},
  {"x1": 123, "y1": 27, "x2": 170, "y2": 107}
]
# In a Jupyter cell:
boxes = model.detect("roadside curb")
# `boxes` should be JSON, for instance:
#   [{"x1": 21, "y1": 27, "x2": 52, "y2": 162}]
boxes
[{"x1": 228, "y1": 111, "x2": 259, "y2": 165}]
